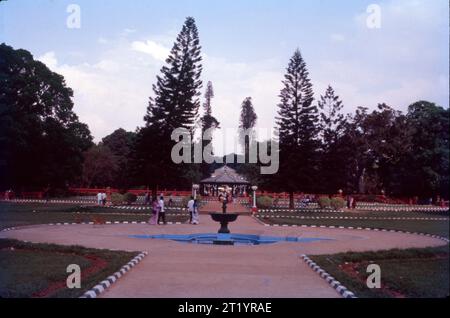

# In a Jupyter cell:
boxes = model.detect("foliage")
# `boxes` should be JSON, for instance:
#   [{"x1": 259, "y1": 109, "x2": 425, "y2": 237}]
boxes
[
  {"x1": 81, "y1": 145, "x2": 118, "y2": 188},
  {"x1": 256, "y1": 196, "x2": 273, "y2": 209},
  {"x1": 238, "y1": 97, "x2": 257, "y2": 161},
  {"x1": 330, "y1": 197, "x2": 345, "y2": 210},
  {"x1": 123, "y1": 192, "x2": 137, "y2": 205},
  {"x1": 0, "y1": 43, "x2": 93, "y2": 190},
  {"x1": 102, "y1": 128, "x2": 136, "y2": 189},
  {"x1": 317, "y1": 196, "x2": 331, "y2": 209},
  {"x1": 274, "y1": 49, "x2": 319, "y2": 207},
  {"x1": 111, "y1": 192, "x2": 124, "y2": 205},
  {"x1": 133, "y1": 17, "x2": 203, "y2": 191}
]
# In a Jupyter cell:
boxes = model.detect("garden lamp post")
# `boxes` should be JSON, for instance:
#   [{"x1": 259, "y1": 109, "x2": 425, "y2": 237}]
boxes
[
  {"x1": 192, "y1": 184, "x2": 200, "y2": 200},
  {"x1": 251, "y1": 185, "x2": 258, "y2": 213}
]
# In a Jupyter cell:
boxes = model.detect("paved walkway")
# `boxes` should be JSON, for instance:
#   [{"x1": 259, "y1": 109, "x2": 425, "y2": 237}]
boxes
[
  {"x1": 200, "y1": 200, "x2": 250, "y2": 214},
  {"x1": 0, "y1": 202, "x2": 446, "y2": 298}
]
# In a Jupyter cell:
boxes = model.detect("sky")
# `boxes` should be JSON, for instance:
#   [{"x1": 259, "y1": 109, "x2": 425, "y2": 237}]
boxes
[{"x1": 1, "y1": 0, "x2": 448, "y2": 155}]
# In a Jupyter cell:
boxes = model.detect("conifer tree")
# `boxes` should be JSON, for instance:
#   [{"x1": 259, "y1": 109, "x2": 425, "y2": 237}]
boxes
[
  {"x1": 275, "y1": 49, "x2": 319, "y2": 207},
  {"x1": 239, "y1": 97, "x2": 257, "y2": 161},
  {"x1": 134, "y1": 17, "x2": 203, "y2": 193},
  {"x1": 317, "y1": 85, "x2": 347, "y2": 193}
]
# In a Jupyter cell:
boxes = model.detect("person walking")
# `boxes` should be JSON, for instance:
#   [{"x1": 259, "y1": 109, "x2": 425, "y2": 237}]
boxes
[
  {"x1": 192, "y1": 199, "x2": 200, "y2": 224},
  {"x1": 101, "y1": 192, "x2": 107, "y2": 206},
  {"x1": 149, "y1": 198, "x2": 160, "y2": 225},
  {"x1": 187, "y1": 196, "x2": 195, "y2": 224},
  {"x1": 97, "y1": 192, "x2": 102, "y2": 206},
  {"x1": 158, "y1": 195, "x2": 166, "y2": 225}
]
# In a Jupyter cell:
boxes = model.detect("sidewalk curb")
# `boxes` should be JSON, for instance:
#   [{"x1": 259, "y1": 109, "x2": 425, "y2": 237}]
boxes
[
  {"x1": 258, "y1": 222, "x2": 450, "y2": 243},
  {"x1": 80, "y1": 251, "x2": 148, "y2": 298},
  {"x1": 300, "y1": 254, "x2": 357, "y2": 298}
]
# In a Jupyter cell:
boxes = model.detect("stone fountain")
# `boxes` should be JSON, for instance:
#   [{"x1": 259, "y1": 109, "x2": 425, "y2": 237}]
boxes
[{"x1": 209, "y1": 198, "x2": 239, "y2": 244}]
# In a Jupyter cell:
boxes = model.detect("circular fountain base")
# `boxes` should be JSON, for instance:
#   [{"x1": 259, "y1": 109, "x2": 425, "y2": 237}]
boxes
[{"x1": 129, "y1": 233, "x2": 332, "y2": 245}]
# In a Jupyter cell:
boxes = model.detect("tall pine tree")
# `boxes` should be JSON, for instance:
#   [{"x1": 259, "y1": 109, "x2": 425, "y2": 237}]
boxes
[
  {"x1": 317, "y1": 85, "x2": 347, "y2": 193},
  {"x1": 200, "y1": 81, "x2": 220, "y2": 178},
  {"x1": 275, "y1": 49, "x2": 319, "y2": 207},
  {"x1": 239, "y1": 97, "x2": 257, "y2": 162},
  {"x1": 133, "y1": 17, "x2": 203, "y2": 194}
]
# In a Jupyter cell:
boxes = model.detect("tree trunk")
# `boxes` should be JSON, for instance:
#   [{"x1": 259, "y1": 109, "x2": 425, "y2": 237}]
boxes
[
  {"x1": 151, "y1": 186, "x2": 157, "y2": 200},
  {"x1": 289, "y1": 191, "x2": 294, "y2": 209}
]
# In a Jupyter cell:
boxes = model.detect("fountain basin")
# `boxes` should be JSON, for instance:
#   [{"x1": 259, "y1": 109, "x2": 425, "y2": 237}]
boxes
[
  {"x1": 210, "y1": 213, "x2": 239, "y2": 234},
  {"x1": 128, "y1": 233, "x2": 332, "y2": 245}
]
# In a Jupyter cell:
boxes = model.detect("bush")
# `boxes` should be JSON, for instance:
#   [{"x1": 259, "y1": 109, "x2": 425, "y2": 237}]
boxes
[
  {"x1": 318, "y1": 196, "x2": 331, "y2": 209},
  {"x1": 123, "y1": 192, "x2": 137, "y2": 205},
  {"x1": 111, "y1": 193, "x2": 124, "y2": 205},
  {"x1": 331, "y1": 197, "x2": 345, "y2": 210},
  {"x1": 256, "y1": 196, "x2": 273, "y2": 209}
]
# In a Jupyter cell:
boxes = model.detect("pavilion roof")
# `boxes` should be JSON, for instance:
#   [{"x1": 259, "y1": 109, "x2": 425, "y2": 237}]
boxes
[{"x1": 200, "y1": 165, "x2": 250, "y2": 184}]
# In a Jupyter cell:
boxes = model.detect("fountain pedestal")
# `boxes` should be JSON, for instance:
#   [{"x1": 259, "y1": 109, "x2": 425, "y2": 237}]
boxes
[{"x1": 210, "y1": 213, "x2": 238, "y2": 234}]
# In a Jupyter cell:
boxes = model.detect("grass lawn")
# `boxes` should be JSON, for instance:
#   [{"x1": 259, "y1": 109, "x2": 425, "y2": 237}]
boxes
[
  {"x1": 258, "y1": 213, "x2": 449, "y2": 238},
  {"x1": 309, "y1": 246, "x2": 450, "y2": 298},
  {"x1": 0, "y1": 202, "x2": 189, "y2": 230},
  {"x1": 0, "y1": 239, "x2": 138, "y2": 298}
]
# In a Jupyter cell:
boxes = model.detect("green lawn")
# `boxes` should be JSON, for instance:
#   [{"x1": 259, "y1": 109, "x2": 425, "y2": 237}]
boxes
[
  {"x1": 258, "y1": 213, "x2": 449, "y2": 238},
  {"x1": 310, "y1": 246, "x2": 450, "y2": 298},
  {"x1": 0, "y1": 239, "x2": 138, "y2": 298},
  {"x1": 0, "y1": 202, "x2": 189, "y2": 230}
]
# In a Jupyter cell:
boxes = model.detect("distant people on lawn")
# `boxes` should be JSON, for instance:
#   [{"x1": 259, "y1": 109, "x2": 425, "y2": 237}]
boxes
[
  {"x1": 4, "y1": 189, "x2": 13, "y2": 200},
  {"x1": 149, "y1": 197, "x2": 160, "y2": 225},
  {"x1": 346, "y1": 195, "x2": 354, "y2": 209},
  {"x1": 158, "y1": 195, "x2": 166, "y2": 225},
  {"x1": 187, "y1": 196, "x2": 195, "y2": 224}
]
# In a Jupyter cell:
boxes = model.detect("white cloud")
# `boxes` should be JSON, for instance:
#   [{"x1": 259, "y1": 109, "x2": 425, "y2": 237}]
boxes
[
  {"x1": 131, "y1": 40, "x2": 170, "y2": 61},
  {"x1": 35, "y1": 0, "x2": 447, "y2": 156},
  {"x1": 330, "y1": 33, "x2": 345, "y2": 43},
  {"x1": 38, "y1": 51, "x2": 57, "y2": 69}
]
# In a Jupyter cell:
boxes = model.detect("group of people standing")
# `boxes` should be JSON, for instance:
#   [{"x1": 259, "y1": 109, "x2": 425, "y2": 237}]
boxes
[
  {"x1": 149, "y1": 195, "x2": 200, "y2": 225},
  {"x1": 149, "y1": 195, "x2": 166, "y2": 225},
  {"x1": 96, "y1": 192, "x2": 107, "y2": 206}
]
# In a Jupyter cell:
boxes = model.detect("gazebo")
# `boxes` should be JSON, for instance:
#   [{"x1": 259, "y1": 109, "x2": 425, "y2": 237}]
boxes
[{"x1": 200, "y1": 165, "x2": 250, "y2": 197}]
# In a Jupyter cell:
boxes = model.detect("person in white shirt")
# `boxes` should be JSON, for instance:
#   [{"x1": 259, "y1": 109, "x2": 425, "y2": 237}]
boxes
[
  {"x1": 157, "y1": 195, "x2": 166, "y2": 224},
  {"x1": 97, "y1": 192, "x2": 102, "y2": 206},
  {"x1": 187, "y1": 196, "x2": 195, "y2": 224},
  {"x1": 192, "y1": 199, "x2": 200, "y2": 225},
  {"x1": 101, "y1": 192, "x2": 107, "y2": 206}
]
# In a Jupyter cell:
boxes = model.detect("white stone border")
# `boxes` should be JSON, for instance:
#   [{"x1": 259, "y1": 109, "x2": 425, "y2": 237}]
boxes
[
  {"x1": 255, "y1": 219, "x2": 450, "y2": 244},
  {"x1": 0, "y1": 220, "x2": 185, "y2": 233},
  {"x1": 0, "y1": 199, "x2": 188, "y2": 211},
  {"x1": 259, "y1": 207, "x2": 448, "y2": 213},
  {"x1": 80, "y1": 251, "x2": 148, "y2": 298},
  {"x1": 301, "y1": 254, "x2": 357, "y2": 298},
  {"x1": 255, "y1": 214, "x2": 449, "y2": 221}
]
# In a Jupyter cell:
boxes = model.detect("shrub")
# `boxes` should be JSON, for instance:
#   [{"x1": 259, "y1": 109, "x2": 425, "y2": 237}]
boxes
[
  {"x1": 318, "y1": 196, "x2": 331, "y2": 209},
  {"x1": 331, "y1": 197, "x2": 345, "y2": 210},
  {"x1": 256, "y1": 196, "x2": 273, "y2": 209},
  {"x1": 111, "y1": 193, "x2": 124, "y2": 205},
  {"x1": 123, "y1": 192, "x2": 137, "y2": 205}
]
